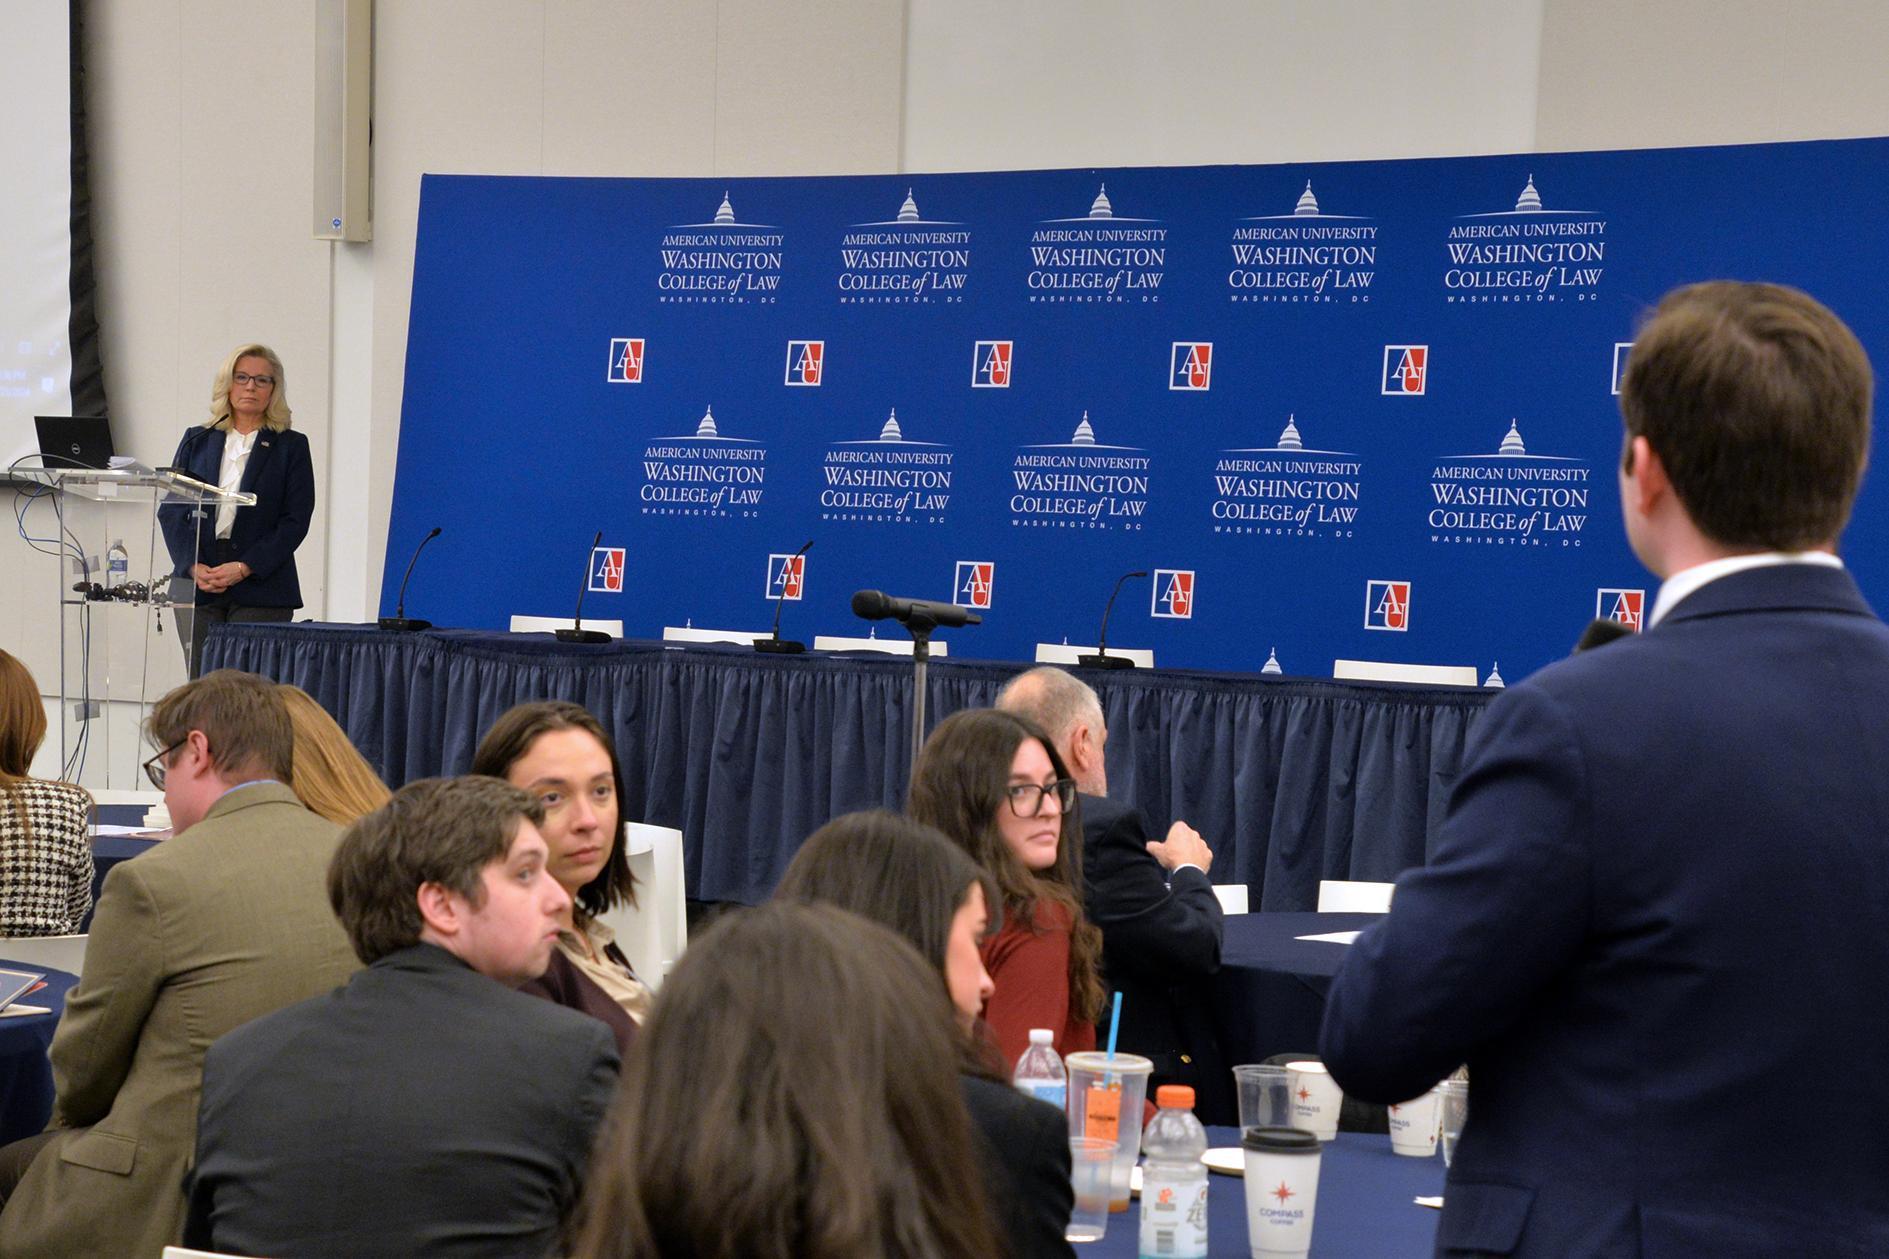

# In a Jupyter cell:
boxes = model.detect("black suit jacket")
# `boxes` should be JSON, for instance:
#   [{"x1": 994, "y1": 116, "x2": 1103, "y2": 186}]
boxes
[
  {"x1": 1079, "y1": 793, "x2": 1229, "y2": 1117},
  {"x1": 962, "y1": 1075, "x2": 1074, "y2": 1259},
  {"x1": 186, "y1": 944, "x2": 620, "y2": 1258},
  {"x1": 158, "y1": 422, "x2": 315, "y2": 607}
]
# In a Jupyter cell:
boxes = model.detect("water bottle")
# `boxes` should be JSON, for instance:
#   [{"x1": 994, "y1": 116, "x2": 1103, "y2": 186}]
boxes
[
  {"x1": 106, "y1": 539, "x2": 129, "y2": 589},
  {"x1": 1139, "y1": 1084, "x2": 1208, "y2": 1259},
  {"x1": 1012, "y1": 1028, "x2": 1066, "y2": 1108}
]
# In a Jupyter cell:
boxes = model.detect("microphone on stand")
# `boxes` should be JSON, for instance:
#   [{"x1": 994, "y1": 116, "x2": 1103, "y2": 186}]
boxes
[
  {"x1": 754, "y1": 540, "x2": 813, "y2": 654},
  {"x1": 1077, "y1": 570, "x2": 1148, "y2": 669},
  {"x1": 850, "y1": 589, "x2": 982, "y2": 630},
  {"x1": 379, "y1": 527, "x2": 443, "y2": 631},
  {"x1": 555, "y1": 530, "x2": 614, "y2": 644},
  {"x1": 1574, "y1": 617, "x2": 1634, "y2": 653}
]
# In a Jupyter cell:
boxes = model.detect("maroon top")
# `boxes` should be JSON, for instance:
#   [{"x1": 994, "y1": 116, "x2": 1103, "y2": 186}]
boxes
[
  {"x1": 518, "y1": 945, "x2": 638, "y2": 1056},
  {"x1": 980, "y1": 898, "x2": 1097, "y2": 1071}
]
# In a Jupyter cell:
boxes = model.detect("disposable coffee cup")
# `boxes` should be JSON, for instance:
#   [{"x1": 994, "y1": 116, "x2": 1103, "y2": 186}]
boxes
[
  {"x1": 1242, "y1": 1126, "x2": 1321, "y2": 1258},
  {"x1": 1387, "y1": 1087, "x2": 1441, "y2": 1157},
  {"x1": 1283, "y1": 1060, "x2": 1342, "y2": 1142},
  {"x1": 1233, "y1": 1064, "x2": 1294, "y2": 1133},
  {"x1": 1065, "y1": 1136, "x2": 1116, "y2": 1242},
  {"x1": 1063, "y1": 1051, "x2": 1153, "y2": 1212}
]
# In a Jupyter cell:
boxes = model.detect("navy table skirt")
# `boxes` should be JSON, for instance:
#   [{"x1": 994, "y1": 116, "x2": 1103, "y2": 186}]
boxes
[
  {"x1": 1088, "y1": 1126, "x2": 1443, "y2": 1257},
  {"x1": 0, "y1": 964, "x2": 79, "y2": 1146},
  {"x1": 202, "y1": 622, "x2": 1491, "y2": 907}
]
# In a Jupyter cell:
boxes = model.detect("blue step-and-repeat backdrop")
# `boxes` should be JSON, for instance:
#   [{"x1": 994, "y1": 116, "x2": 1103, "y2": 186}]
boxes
[{"x1": 386, "y1": 137, "x2": 1889, "y2": 682}]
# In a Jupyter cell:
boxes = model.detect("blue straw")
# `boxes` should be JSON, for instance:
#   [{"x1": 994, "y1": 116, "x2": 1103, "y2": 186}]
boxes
[{"x1": 1105, "y1": 991, "x2": 1123, "y2": 1061}]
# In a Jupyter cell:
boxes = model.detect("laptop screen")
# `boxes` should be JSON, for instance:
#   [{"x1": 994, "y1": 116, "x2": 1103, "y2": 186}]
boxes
[{"x1": 33, "y1": 415, "x2": 114, "y2": 470}]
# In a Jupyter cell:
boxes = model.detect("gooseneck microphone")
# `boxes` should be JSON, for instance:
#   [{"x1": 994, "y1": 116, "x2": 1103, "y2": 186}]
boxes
[
  {"x1": 755, "y1": 539, "x2": 813, "y2": 655},
  {"x1": 1077, "y1": 570, "x2": 1148, "y2": 669},
  {"x1": 850, "y1": 589, "x2": 982, "y2": 630},
  {"x1": 555, "y1": 531, "x2": 614, "y2": 644},
  {"x1": 379, "y1": 527, "x2": 443, "y2": 632}
]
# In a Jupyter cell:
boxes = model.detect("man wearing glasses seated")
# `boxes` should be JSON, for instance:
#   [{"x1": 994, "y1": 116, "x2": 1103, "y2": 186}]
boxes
[{"x1": 0, "y1": 670, "x2": 358, "y2": 1258}]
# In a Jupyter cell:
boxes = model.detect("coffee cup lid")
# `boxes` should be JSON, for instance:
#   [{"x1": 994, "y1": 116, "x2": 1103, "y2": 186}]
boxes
[{"x1": 1242, "y1": 1126, "x2": 1320, "y2": 1154}]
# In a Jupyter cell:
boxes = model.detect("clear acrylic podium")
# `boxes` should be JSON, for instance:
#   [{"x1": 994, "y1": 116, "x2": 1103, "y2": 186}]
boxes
[{"x1": 14, "y1": 467, "x2": 255, "y2": 788}]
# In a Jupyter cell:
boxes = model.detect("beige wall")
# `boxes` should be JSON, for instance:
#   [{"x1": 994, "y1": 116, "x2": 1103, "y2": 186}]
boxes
[{"x1": 18, "y1": 0, "x2": 1889, "y2": 784}]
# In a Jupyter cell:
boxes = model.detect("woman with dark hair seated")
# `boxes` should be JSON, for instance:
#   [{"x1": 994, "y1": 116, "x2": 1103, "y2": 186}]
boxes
[
  {"x1": 572, "y1": 901, "x2": 1000, "y2": 1259},
  {"x1": 909, "y1": 708, "x2": 1106, "y2": 1069},
  {"x1": 776, "y1": 810, "x2": 1076, "y2": 1259},
  {"x1": 472, "y1": 701, "x2": 645, "y2": 1052}
]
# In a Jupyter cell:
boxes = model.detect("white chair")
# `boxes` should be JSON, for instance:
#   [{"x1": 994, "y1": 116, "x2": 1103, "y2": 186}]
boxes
[
  {"x1": 1315, "y1": 880, "x2": 1395, "y2": 913},
  {"x1": 597, "y1": 823, "x2": 687, "y2": 992},
  {"x1": 811, "y1": 635, "x2": 947, "y2": 657},
  {"x1": 1332, "y1": 659, "x2": 1479, "y2": 687},
  {"x1": 507, "y1": 613, "x2": 624, "y2": 637},
  {"x1": 0, "y1": 933, "x2": 87, "y2": 978},
  {"x1": 1211, "y1": 883, "x2": 1250, "y2": 915}
]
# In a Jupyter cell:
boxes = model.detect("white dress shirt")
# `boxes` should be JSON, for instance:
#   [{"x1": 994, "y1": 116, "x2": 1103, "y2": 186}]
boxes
[
  {"x1": 1647, "y1": 550, "x2": 1844, "y2": 628},
  {"x1": 214, "y1": 427, "x2": 258, "y2": 539}
]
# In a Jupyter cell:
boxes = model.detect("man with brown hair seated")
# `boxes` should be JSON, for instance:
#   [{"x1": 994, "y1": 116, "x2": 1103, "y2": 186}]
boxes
[{"x1": 184, "y1": 775, "x2": 619, "y2": 1258}]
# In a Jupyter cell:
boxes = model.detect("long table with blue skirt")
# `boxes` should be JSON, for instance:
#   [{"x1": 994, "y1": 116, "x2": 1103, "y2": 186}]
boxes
[
  {"x1": 1089, "y1": 1127, "x2": 1444, "y2": 1257},
  {"x1": 201, "y1": 622, "x2": 1491, "y2": 907}
]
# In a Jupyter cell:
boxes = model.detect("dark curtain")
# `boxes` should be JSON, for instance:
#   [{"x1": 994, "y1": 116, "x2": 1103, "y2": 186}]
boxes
[{"x1": 205, "y1": 624, "x2": 1492, "y2": 907}]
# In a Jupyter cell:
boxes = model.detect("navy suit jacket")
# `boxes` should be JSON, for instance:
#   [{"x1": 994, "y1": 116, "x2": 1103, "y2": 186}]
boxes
[
  {"x1": 158, "y1": 422, "x2": 315, "y2": 607},
  {"x1": 1320, "y1": 564, "x2": 1889, "y2": 1258},
  {"x1": 185, "y1": 944, "x2": 619, "y2": 1258},
  {"x1": 1080, "y1": 793, "x2": 1228, "y2": 1115}
]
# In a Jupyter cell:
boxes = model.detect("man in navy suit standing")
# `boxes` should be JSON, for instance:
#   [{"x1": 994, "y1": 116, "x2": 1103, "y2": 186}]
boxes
[{"x1": 1321, "y1": 281, "x2": 1889, "y2": 1258}]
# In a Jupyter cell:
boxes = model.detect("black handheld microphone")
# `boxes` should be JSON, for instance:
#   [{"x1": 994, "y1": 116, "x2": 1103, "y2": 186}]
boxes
[
  {"x1": 379, "y1": 527, "x2": 443, "y2": 632},
  {"x1": 555, "y1": 531, "x2": 615, "y2": 644},
  {"x1": 1077, "y1": 570, "x2": 1148, "y2": 669},
  {"x1": 850, "y1": 589, "x2": 982, "y2": 631},
  {"x1": 1573, "y1": 617, "x2": 1634, "y2": 653},
  {"x1": 755, "y1": 539, "x2": 813, "y2": 655}
]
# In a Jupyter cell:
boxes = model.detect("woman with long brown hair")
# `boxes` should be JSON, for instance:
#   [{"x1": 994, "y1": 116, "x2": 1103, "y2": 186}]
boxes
[
  {"x1": 276, "y1": 685, "x2": 390, "y2": 825},
  {"x1": 0, "y1": 649, "x2": 92, "y2": 935},
  {"x1": 473, "y1": 701, "x2": 644, "y2": 1052},
  {"x1": 908, "y1": 708, "x2": 1106, "y2": 1069},
  {"x1": 572, "y1": 901, "x2": 999, "y2": 1259},
  {"x1": 776, "y1": 810, "x2": 1075, "y2": 1259}
]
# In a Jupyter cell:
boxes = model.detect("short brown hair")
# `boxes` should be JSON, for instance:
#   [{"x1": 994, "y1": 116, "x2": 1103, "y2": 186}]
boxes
[
  {"x1": 146, "y1": 670, "x2": 294, "y2": 782},
  {"x1": 327, "y1": 776, "x2": 545, "y2": 964},
  {"x1": 1620, "y1": 281, "x2": 1873, "y2": 549}
]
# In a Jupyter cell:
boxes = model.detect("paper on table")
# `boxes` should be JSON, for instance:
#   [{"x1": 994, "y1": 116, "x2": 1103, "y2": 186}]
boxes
[
  {"x1": 1415, "y1": 1196, "x2": 1445, "y2": 1210},
  {"x1": 0, "y1": 1005, "x2": 52, "y2": 1019},
  {"x1": 1294, "y1": 930, "x2": 1361, "y2": 944},
  {"x1": 91, "y1": 825, "x2": 167, "y2": 838}
]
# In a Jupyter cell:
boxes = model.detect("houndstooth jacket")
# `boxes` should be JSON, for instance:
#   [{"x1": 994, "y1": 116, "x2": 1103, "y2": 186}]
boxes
[{"x1": 0, "y1": 777, "x2": 94, "y2": 935}]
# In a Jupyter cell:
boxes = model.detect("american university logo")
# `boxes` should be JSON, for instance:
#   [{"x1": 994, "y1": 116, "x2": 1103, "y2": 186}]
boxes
[
  {"x1": 1010, "y1": 412, "x2": 1151, "y2": 531},
  {"x1": 785, "y1": 340, "x2": 824, "y2": 386},
  {"x1": 1443, "y1": 174, "x2": 1608, "y2": 305},
  {"x1": 973, "y1": 340, "x2": 1013, "y2": 388},
  {"x1": 819, "y1": 409, "x2": 954, "y2": 525},
  {"x1": 766, "y1": 552, "x2": 805, "y2": 601},
  {"x1": 658, "y1": 193, "x2": 783, "y2": 304},
  {"x1": 1212, "y1": 414, "x2": 1362, "y2": 539},
  {"x1": 838, "y1": 189, "x2": 971, "y2": 304},
  {"x1": 607, "y1": 338, "x2": 644, "y2": 383},
  {"x1": 588, "y1": 546, "x2": 625, "y2": 593},
  {"x1": 1228, "y1": 180, "x2": 1377, "y2": 305},
  {"x1": 637, "y1": 405, "x2": 767, "y2": 518},
  {"x1": 1428, "y1": 419, "x2": 1590, "y2": 547},
  {"x1": 1383, "y1": 345, "x2": 1427, "y2": 395},
  {"x1": 954, "y1": 561, "x2": 994, "y2": 610},
  {"x1": 1365, "y1": 579, "x2": 1411, "y2": 631},
  {"x1": 1152, "y1": 569, "x2": 1195, "y2": 619},
  {"x1": 1597, "y1": 588, "x2": 1645, "y2": 632},
  {"x1": 1026, "y1": 184, "x2": 1166, "y2": 304},
  {"x1": 1170, "y1": 342, "x2": 1212, "y2": 391}
]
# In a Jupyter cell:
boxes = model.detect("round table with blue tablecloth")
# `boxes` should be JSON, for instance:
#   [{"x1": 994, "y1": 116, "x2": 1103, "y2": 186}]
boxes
[{"x1": 0, "y1": 963, "x2": 78, "y2": 1146}]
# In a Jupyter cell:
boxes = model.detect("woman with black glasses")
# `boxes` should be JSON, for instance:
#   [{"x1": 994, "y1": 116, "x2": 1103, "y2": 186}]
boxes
[
  {"x1": 158, "y1": 343, "x2": 315, "y2": 675},
  {"x1": 909, "y1": 707, "x2": 1105, "y2": 1069}
]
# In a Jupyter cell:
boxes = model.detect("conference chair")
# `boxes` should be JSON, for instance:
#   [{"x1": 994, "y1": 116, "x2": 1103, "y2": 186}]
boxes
[
  {"x1": 598, "y1": 823, "x2": 687, "y2": 993},
  {"x1": 1212, "y1": 883, "x2": 1251, "y2": 914},
  {"x1": 0, "y1": 933, "x2": 87, "y2": 979},
  {"x1": 1315, "y1": 880, "x2": 1395, "y2": 913}
]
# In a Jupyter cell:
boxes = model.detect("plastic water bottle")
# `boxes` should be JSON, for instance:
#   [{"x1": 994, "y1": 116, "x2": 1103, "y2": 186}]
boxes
[
  {"x1": 106, "y1": 539, "x2": 129, "y2": 589},
  {"x1": 1139, "y1": 1084, "x2": 1209, "y2": 1258},
  {"x1": 1012, "y1": 1028, "x2": 1066, "y2": 1108}
]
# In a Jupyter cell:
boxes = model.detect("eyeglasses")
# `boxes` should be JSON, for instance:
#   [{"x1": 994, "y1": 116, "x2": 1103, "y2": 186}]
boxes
[
  {"x1": 232, "y1": 372, "x2": 275, "y2": 388},
  {"x1": 1005, "y1": 778, "x2": 1076, "y2": 818},
  {"x1": 142, "y1": 740, "x2": 185, "y2": 790}
]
